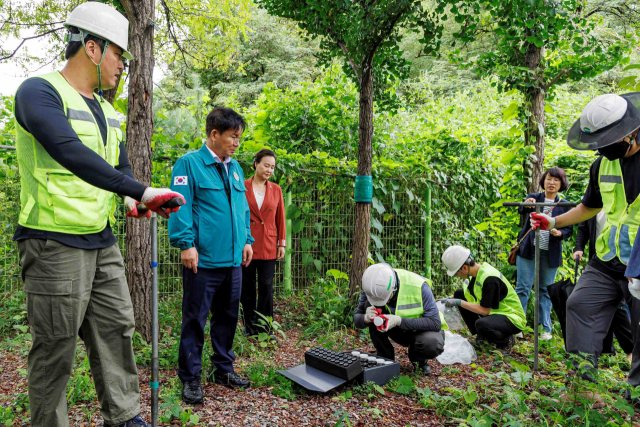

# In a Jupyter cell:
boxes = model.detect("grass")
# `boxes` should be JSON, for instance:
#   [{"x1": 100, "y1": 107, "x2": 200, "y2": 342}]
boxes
[{"x1": 0, "y1": 281, "x2": 639, "y2": 426}]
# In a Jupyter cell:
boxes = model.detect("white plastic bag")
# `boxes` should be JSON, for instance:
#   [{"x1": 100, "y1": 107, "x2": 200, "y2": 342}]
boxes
[
  {"x1": 436, "y1": 331, "x2": 477, "y2": 365},
  {"x1": 436, "y1": 301, "x2": 465, "y2": 331}
]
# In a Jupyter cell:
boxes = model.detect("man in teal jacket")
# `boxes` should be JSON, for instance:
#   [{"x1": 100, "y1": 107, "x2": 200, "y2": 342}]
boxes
[{"x1": 169, "y1": 107, "x2": 254, "y2": 405}]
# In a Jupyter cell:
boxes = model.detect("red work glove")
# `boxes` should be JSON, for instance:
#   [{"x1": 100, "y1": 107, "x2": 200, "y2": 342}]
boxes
[
  {"x1": 141, "y1": 188, "x2": 186, "y2": 219},
  {"x1": 124, "y1": 196, "x2": 151, "y2": 219},
  {"x1": 530, "y1": 212, "x2": 556, "y2": 231}
]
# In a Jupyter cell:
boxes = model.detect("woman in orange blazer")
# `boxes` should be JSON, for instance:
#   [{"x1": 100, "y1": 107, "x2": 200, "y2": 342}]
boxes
[{"x1": 241, "y1": 149, "x2": 286, "y2": 337}]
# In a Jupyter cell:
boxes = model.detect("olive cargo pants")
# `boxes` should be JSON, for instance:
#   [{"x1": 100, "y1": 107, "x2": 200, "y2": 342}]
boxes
[{"x1": 19, "y1": 239, "x2": 140, "y2": 427}]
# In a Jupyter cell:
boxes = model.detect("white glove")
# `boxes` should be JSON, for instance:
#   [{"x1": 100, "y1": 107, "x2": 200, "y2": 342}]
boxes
[
  {"x1": 364, "y1": 306, "x2": 378, "y2": 324},
  {"x1": 381, "y1": 314, "x2": 402, "y2": 332},
  {"x1": 629, "y1": 279, "x2": 640, "y2": 300},
  {"x1": 530, "y1": 212, "x2": 556, "y2": 231},
  {"x1": 141, "y1": 187, "x2": 176, "y2": 204},
  {"x1": 141, "y1": 187, "x2": 186, "y2": 219},
  {"x1": 124, "y1": 196, "x2": 149, "y2": 218}
]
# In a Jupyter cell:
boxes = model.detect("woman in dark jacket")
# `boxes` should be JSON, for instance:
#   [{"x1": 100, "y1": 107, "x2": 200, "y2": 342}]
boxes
[{"x1": 515, "y1": 167, "x2": 574, "y2": 340}]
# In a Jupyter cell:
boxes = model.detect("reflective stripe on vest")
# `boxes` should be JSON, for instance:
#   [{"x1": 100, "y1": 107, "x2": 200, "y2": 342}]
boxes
[
  {"x1": 596, "y1": 158, "x2": 640, "y2": 265},
  {"x1": 394, "y1": 269, "x2": 448, "y2": 330},
  {"x1": 463, "y1": 263, "x2": 526, "y2": 331},
  {"x1": 15, "y1": 71, "x2": 121, "y2": 234}
]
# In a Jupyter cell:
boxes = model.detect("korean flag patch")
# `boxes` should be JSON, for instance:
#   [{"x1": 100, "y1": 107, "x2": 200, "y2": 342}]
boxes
[{"x1": 174, "y1": 176, "x2": 188, "y2": 186}]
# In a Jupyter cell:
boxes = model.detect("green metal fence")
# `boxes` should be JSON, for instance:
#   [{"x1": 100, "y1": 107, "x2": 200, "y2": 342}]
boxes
[{"x1": 0, "y1": 156, "x2": 505, "y2": 298}]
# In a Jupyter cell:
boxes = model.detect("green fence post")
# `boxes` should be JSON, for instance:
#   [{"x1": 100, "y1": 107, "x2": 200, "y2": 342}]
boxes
[
  {"x1": 284, "y1": 190, "x2": 293, "y2": 292},
  {"x1": 425, "y1": 185, "x2": 432, "y2": 280}
]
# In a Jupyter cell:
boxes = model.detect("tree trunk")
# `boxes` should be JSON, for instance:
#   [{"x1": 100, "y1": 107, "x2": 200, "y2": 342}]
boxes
[
  {"x1": 349, "y1": 60, "x2": 374, "y2": 296},
  {"x1": 121, "y1": 0, "x2": 155, "y2": 341},
  {"x1": 523, "y1": 43, "x2": 546, "y2": 195}
]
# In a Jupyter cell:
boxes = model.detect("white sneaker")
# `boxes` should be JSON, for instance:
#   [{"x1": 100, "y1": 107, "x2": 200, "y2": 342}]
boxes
[
  {"x1": 515, "y1": 332, "x2": 524, "y2": 339},
  {"x1": 540, "y1": 331, "x2": 553, "y2": 340}
]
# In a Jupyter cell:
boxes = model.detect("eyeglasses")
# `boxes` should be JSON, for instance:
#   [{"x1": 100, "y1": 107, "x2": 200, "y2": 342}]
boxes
[{"x1": 224, "y1": 132, "x2": 242, "y2": 144}]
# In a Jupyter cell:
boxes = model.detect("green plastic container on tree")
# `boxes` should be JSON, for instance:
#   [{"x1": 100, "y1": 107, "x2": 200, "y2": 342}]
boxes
[{"x1": 354, "y1": 175, "x2": 373, "y2": 203}]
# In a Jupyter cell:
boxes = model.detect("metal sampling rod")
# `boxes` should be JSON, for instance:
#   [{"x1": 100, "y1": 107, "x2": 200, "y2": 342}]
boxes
[
  {"x1": 503, "y1": 201, "x2": 576, "y2": 371},
  {"x1": 151, "y1": 212, "x2": 159, "y2": 426}
]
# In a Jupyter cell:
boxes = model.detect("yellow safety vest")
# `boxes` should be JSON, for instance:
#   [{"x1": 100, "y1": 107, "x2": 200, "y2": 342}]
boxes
[
  {"x1": 394, "y1": 269, "x2": 449, "y2": 330},
  {"x1": 463, "y1": 263, "x2": 526, "y2": 331},
  {"x1": 15, "y1": 71, "x2": 121, "y2": 234},
  {"x1": 596, "y1": 157, "x2": 640, "y2": 264}
]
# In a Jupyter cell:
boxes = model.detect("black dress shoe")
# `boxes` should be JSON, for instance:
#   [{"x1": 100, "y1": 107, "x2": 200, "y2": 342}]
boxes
[
  {"x1": 182, "y1": 379, "x2": 203, "y2": 404},
  {"x1": 214, "y1": 371, "x2": 251, "y2": 389}
]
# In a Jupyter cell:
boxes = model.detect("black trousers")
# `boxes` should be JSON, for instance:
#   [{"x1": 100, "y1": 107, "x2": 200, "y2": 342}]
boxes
[
  {"x1": 178, "y1": 266, "x2": 241, "y2": 381},
  {"x1": 566, "y1": 265, "x2": 640, "y2": 386},
  {"x1": 603, "y1": 305, "x2": 634, "y2": 355},
  {"x1": 368, "y1": 324, "x2": 444, "y2": 364},
  {"x1": 454, "y1": 288, "x2": 521, "y2": 347},
  {"x1": 241, "y1": 259, "x2": 276, "y2": 336}
]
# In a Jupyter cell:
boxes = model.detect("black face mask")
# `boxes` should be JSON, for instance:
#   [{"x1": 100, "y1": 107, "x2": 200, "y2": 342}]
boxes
[{"x1": 599, "y1": 139, "x2": 633, "y2": 161}]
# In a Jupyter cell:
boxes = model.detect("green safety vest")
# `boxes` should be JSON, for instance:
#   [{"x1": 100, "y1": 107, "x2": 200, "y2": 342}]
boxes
[
  {"x1": 463, "y1": 263, "x2": 526, "y2": 331},
  {"x1": 15, "y1": 71, "x2": 121, "y2": 234},
  {"x1": 595, "y1": 158, "x2": 640, "y2": 264},
  {"x1": 393, "y1": 269, "x2": 449, "y2": 331}
]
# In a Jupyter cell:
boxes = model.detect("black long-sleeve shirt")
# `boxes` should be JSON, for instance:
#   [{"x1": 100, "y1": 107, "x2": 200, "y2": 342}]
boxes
[{"x1": 12, "y1": 77, "x2": 147, "y2": 249}]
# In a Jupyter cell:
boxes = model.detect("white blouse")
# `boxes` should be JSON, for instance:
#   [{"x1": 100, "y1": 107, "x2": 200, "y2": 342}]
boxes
[{"x1": 253, "y1": 187, "x2": 265, "y2": 210}]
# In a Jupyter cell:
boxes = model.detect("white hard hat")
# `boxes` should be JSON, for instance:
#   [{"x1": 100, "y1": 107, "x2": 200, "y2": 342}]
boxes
[
  {"x1": 441, "y1": 245, "x2": 471, "y2": 277},
  {"x1": 362, "y1": 264, "x2": 397, "y2": 307},
  {"x1": 567, "y1": 93, "x2": 640, "y2": 151},
  {"x1": 580, "y1": 94, "x2": 627, "y2": 134},
  {"x1": 64, "y1": 2, "x2": 133, "y2": 60}
]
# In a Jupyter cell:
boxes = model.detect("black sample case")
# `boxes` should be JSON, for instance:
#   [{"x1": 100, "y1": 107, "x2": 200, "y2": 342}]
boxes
[{"x1": 304, "y1": 347, "x2": 362, "y2": 381}]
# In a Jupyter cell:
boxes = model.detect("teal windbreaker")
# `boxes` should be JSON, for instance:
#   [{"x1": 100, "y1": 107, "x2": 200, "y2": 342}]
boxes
[{"x1": 168, "y1": 145, "x2": 254, "y2": 268}]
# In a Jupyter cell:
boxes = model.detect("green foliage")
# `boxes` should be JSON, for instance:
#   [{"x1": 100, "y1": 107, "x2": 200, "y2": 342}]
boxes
[
  {"x1": 198, "y1": 9, "x2": 321, "y2": 107},
  {"x1": 441, "y1": 0, "x2": 633, "y2": 96},
  {"x1": 259, "y1": 0, "x2": 443, "y2": 108}
]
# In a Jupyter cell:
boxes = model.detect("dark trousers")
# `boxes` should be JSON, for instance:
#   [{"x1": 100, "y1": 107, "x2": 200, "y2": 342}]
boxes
[
  {"x1": 603, "y1": 305, "x2": 634, "y2": 355},
  {"x1": 178, "y1": 266, "x2": 242, "y2": 382},
  {"x1": 566, "y1": 265, "x2": 640, "y2": 386},
  {"x1": 241, "y1": 259, "x2": 276, "y2": 336},
  {"x1": 368, "y1": 324, "x2": 444, "y2": 364},
  {"x1": 454, "y1": 288, "x2": 521, "y2": 347}
]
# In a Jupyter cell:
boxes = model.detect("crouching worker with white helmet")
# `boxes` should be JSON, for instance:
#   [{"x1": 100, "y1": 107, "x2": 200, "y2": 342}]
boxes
[
  {"x1": 353, "y1": 264, "x2": 445, "y2": 374},
  {"x1": 441, "y1": 246, "x2": 526, "y2": 353}
]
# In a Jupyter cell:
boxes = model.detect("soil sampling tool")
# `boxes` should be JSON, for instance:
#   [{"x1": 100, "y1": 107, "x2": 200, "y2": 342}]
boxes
[
  {"x1": 503, "y1": 200, "x2": 576, "y2": 371},
  {"x1": 150, "y1": 212, "x2": 159, "y2": 427},
  {"x1": 278, "y1": 347, "x2": 400, "y2": 392}
]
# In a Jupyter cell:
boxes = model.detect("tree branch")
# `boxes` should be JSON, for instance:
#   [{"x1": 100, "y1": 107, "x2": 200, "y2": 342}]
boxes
[
  {"x1": 159, "y1": 0, "x2": 195, "y2": 65},
  {"x1": 0, "y1": 27, "x2": 64, "y2": 62},
  {"x1": 543, "y1": 69, "x2": 569, "y2": 91},
  {"x1": 337, "y1": 41, "x2": 361, "y2": 84}
]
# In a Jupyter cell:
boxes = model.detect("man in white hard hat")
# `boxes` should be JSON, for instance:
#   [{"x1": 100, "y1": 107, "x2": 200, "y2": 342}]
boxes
[
  {"x1": 530, "y1": 93, "x2": 640, "y2": 399},
  {"x1": 353, "y1": 264, "x2": 445, "y2": 374},
  {"x1": 13, "y1": 2, "x2": 185, "y2": 426},
  {"x1": 440, "y1": 246, "x2": 526, "y2": 353}
]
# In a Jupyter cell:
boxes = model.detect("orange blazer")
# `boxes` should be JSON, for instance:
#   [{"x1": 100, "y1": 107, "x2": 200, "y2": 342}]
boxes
[{"x1": 245, "y1": 178, "x2": 286, "y2": 260}]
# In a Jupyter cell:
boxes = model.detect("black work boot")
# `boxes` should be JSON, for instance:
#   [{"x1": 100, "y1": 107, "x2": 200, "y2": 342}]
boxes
[
  {"x1": 472, "y1": 335, "x2": 490, "y2": 350},
  {"x1": 416, "y1": 361, "x2": 431, "y2": 375},
  {"x1": 496, "y1": 335, "x2": 516, "y2": 356},
  {"x1": 105, "y1": 415, "x2": 148, "y2": 427},
  {"x1": 182, "y1": 378, "x2": 203, "y2": 404},
  {"x1": 214, "y1": 371, "x2": 251, "y2": 389}
]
